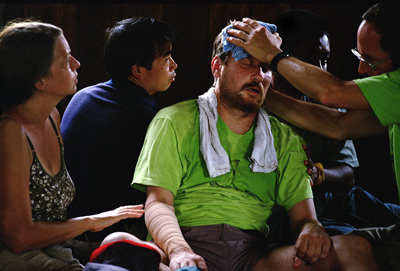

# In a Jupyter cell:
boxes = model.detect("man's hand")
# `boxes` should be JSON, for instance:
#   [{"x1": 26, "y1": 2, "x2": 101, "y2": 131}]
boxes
[
  {"x1": 293, "y1": 220, "x2": 331, "y2": 268},
  {"x1": 227, "y1": 18, "x2": 282, "y2": 64},
  {"x1": 169, "y1": 247, "x2": 207, "y2": 271}
]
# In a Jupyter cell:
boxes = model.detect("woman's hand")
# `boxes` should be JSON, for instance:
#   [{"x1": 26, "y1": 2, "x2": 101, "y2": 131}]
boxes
[{"x1": 88, "y1": 204, "x2": 144, "y2": 232}]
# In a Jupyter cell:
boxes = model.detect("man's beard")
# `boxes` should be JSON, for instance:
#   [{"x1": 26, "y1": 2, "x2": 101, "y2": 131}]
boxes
[{"x1": 219, "y1": 79, "x2": 263, "y2": 114}]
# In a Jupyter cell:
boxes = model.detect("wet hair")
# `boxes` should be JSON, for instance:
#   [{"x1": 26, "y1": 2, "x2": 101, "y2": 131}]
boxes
[
  {"x1": 275, "y1": 9, "x2": 330, "y2": 53},
  {"x1": 0, "y1": 20, "x2": 62, "y2": 112},
  {"x1": 362, "y1": 3, "x2": 400, "y2": 69},
  {"x1": 104, "y1": 17, "x2": 177, "y2": 80},
  {"x1": 212, "y1": 31, "x2": 231, "y2": 65}
]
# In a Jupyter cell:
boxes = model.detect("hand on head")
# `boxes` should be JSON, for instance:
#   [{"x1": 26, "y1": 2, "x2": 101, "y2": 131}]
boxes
[{"x1": 226, "y1": 18, "x2": 282, "y2": 64}]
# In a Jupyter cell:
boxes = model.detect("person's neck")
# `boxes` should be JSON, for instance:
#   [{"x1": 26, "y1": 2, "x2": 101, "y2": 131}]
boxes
[
  {"x1": 11, "y1": 92, "x2": 56, "y2": 128},
  {"x1": 126, "y1": 75, "x2": 154, "y2": 96},
  {"x1": 216, "y1": 102, "x2": 257, "y2": 135}
]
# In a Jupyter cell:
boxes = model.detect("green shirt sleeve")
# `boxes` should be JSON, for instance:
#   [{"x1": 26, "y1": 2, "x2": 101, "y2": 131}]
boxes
[
  {"x1": 132, "y1": 115, "x2": 183, "y2": 195},
  {"x1": 270, "y1": 117, "x2": 313, "y2": 212},
  {"x1": 354, "y1": 68, "x2": 400, "y2": 126}
]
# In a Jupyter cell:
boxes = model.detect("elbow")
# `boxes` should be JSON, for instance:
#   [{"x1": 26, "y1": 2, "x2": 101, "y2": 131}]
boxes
[
  {"x1": 318, "y1": 88, "x2": 339, "y2": 108},
  {"x1": 1, "y1": 225, "x2": 34, "y2": 253},
  {"x1": 318, "y1": 83, "x2": 346, "y2": 108},
  {"x1": 331, "y1": 129, "x2": 349, "y2": 141},
  {"x1": 2, "y1": 234, "x2": 30, "y2": 253}
]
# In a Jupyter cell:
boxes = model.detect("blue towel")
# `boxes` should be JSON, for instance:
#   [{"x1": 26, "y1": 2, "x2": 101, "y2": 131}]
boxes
[
  {"x1": 222, "y1": 21, "x2": 277, "y2": 61},
  {"x1": 177, "y1": 267, "x2": 202, "y2": 271}
]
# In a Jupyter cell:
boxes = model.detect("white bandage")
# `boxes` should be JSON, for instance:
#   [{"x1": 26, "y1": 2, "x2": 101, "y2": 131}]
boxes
[{"x1": 145, "y1": 201, "x2": 192, "y2": 257}]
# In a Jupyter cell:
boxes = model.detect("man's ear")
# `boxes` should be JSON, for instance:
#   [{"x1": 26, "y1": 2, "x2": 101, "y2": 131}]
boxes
[
  {"x1": 34, "y1": 79, "x2": 46, "y2": 91},
  {"x1": 211, "y1": 56, "x2": 222, "y2": 78},
  {"x1": 131, "y1": 64, "x2": 142, "y2": 79}
]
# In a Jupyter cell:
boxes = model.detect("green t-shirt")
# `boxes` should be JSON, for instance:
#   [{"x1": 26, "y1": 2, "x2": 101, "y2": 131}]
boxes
[
  {"x1": 354, "y1": 68, "x2": 400, "y2": 200},
  {"x1": 132, "y1": 99, "x2": 312, "y2": 235}
]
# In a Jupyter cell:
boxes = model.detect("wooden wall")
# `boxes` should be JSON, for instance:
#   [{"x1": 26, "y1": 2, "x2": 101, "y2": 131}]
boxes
[
  {"x1": 1, "y1": 2, "x2": 397, "y2": 203},
  {"x1": 1, "y1": 2, "x2": 374, "y2": 109}
]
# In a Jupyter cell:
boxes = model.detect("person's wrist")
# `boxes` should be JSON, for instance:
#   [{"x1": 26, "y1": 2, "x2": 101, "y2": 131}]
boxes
[
  {"x1": 270, "y1": 50, "x2": 292, "y2": 72},
  {"x1": 314, "y1": 162, "x2": 325, "y2": 185},
  {"x1": 168, "y1": 245, "x2": 193, "y2": 259}
]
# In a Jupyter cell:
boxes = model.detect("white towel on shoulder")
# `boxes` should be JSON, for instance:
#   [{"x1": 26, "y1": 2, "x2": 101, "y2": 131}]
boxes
[{"x1": 198, "y1": 87, "x2": 278, "y2": 178}]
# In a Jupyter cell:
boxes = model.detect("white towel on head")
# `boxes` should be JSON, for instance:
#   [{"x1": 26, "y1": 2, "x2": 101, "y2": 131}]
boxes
[{"x1": 198, "y1": 87, "x2": 278, "y2": 178}]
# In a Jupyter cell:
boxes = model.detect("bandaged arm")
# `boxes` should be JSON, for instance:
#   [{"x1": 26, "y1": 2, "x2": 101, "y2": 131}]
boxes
[{"x1": 145, "y1": 186, "x2": 192, "y2": 258}]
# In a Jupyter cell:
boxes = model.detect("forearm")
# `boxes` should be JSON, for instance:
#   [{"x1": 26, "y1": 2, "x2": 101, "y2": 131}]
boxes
[
  {"x1": 320, "y1": 165, "x2": 355, "y2": 191},
  {"x1": 265, "y1": 88, "x2": 386, "y2": 139},
  {"x1": 145, "y1": 201, "x2": 192, "y2": 258},
  {"x1": 265, "y1": 88, "x2": 345, "y2": 138},
  {"x1": 274, "y1": 57, "x2": 352, "y2": 108},
  {"x1": 4, "y1": 217, "x2": 92, "y2": 253}
]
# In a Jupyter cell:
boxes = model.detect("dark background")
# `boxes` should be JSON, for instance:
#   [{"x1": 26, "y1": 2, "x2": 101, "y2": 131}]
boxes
[{"x1": 1, "y1": 1, "x2": 397, "y2": 203}]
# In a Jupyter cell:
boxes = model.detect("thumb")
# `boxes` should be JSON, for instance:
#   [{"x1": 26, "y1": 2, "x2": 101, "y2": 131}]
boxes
[{"x1": 293, "y1": 256, "x2": 304, "y2": 269}]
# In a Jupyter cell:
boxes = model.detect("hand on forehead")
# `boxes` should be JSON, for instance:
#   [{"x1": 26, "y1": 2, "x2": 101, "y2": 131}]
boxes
[{"x1": 222, "y1": 20, "x2": 277, "y2": 61}]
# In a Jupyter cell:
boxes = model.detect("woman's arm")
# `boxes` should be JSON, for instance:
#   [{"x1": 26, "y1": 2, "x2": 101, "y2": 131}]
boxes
[{"x1": 0, "y1": 117, "x2": 144, "y2": 253}]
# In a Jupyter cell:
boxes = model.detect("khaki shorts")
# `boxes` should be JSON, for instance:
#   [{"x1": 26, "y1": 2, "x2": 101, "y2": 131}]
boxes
[
  {"x1": 181, "y1": 224, "x2": 273, "y2": 271},
  {"x1": 350, "y1": 222, "x2": 400, "y2": 271},
  {"x1": 0, "y1": 244, "x2": 83, "y2": 271}
]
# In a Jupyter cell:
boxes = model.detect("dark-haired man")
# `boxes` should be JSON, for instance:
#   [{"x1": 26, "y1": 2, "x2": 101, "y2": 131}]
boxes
[
  {"x1": 61, "y1": 17, "x2": 177, "y2": 261},
  {"x1": 267, "y1": 9, "x2": 400, "y2": 246}
]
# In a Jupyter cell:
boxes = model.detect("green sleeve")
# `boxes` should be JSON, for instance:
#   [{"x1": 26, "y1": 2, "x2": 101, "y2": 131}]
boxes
[
  {"x1": 132, "y1": 116, "x2": 183, "y2": 196},
  {"x1": 354, "y1": 69, "x2": 400, "y2": 126},
  {"x1": 271, "y1": 117, "x2": 314, "y2": 211}
]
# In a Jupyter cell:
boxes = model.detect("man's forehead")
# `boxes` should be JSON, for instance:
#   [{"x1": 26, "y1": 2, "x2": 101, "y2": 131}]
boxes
[
  {"x1": 236, "y1": 56, "x2": 260, "y2": 63},
  {"x1": 358, "y1": 21, "x2": 381, "y2": 44}
]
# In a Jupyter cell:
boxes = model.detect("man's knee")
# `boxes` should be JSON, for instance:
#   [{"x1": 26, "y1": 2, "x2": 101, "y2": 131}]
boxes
[
  {"x1": 331, "y1": 234, "x2": 378, "y2": 270},
  {"x1": 332, "y1": 234, "x2": 373, "y2": 254}
]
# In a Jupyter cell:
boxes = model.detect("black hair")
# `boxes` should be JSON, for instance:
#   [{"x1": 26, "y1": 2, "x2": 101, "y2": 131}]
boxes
[{"x1": 104, "y1": 17, "x2": 177, "y2": 80}]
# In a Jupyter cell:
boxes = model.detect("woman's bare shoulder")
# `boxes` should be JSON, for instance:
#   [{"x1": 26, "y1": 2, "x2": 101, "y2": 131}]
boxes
[{"x1": 0, "y1": 116, "x2": 29, "y2": 161}]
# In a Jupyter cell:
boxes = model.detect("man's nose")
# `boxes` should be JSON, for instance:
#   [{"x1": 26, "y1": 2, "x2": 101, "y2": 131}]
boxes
[
  {"x1": 358, "y1": 61, "x2": 371, "y2": 75},
  {"x1": 170, "y1": 57, "x2": 178, "y2": 70},
  {"x1": 251, "y1": 67, "x2": 264, "y2": 83}
]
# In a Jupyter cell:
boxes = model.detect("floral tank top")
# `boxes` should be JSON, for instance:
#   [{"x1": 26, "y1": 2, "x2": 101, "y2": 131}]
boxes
[{"x1": 27, "y1": 116, "x2": 75, "y2": 221}]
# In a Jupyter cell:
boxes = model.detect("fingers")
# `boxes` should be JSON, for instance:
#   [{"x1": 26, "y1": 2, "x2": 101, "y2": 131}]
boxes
[
  {"x1": 242, "y1": 17, "x2": 259, "y2": 28},
  {"x1": 293, "y1": 256, "x2": 304, "y2": 269},
  {"x1": 198, "y1": 258, "x2": 208, "y2": 271},
  {"x1": 169, "y1": 252, "x2": 207, "y2": 271},
  {"x1": 170, "y1": 261, "x2": 207, "y2": 271},
  {"x1": 115, "y1": 205, "x2": 145, "y2": 216},
  {"x1": 320, "y1": 238, "x2": 331, "y2": 259},
  {"x1": 295, "y1": 233, "x2": 331, "y2": 265},
  {"x1": 228, "y1": 18, "x2": 264, "y2": 40},
  {"x1": 232, "y1": 18, "x2": 259, "y2": 31},
  {"x1": 226, "y1": 29, "x2": 248, "y2": 44}
]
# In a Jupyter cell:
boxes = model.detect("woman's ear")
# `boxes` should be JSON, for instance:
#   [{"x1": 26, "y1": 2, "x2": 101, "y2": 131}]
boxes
[{"x1": 211, "y1": 56, "x2": 222, "y2": 78}]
